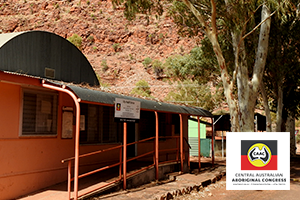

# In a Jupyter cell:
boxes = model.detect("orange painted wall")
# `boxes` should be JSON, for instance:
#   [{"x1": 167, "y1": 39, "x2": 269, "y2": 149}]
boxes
[
  {"x1": 0, "y1": 82, "x2": 20, "y2": 139},
  {"x1": 0, "y1": 79, "x2": 191, "y2": 199},
  {"x1": 0, "y1": 82, "x2": 121, "y2": 200}
]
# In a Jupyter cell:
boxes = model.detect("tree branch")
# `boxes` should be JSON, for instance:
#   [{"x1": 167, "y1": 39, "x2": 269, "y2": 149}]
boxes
[
  {"x1": 182, "y1": 0, "x2": 211, "y2": 35},
  {"x1": 240, "y1": 10, "x2": 276, "y2": 44},
  {"x1": 210, "y1": 0, "x2": 217, "y2": 35}
]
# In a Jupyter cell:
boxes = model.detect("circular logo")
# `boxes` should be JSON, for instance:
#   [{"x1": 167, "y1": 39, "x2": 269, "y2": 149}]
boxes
[{"x1": 247, "y1": 143, "x2": 272, "y2": 167}]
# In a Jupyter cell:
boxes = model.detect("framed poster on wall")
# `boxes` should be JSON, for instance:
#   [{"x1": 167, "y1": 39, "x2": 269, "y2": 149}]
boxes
[{"x1": 62, "y1": 107, "x2": 73, "y2": 139}]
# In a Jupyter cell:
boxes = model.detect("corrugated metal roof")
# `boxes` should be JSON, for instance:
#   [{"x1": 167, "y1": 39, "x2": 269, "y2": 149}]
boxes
[
  {"x1": 67, "y1": 85, "x2": 213, "y2": 117},
  {"x1": 0, "y1": 31, "x2": 99, "y2": 86}
]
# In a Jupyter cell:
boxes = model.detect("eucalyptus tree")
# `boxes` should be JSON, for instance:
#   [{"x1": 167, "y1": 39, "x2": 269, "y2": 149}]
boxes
[
  {"x1": 163, "y1": 43, "x2": 225, "y2": 111},
  {"x1": 262, "y1": 4, "x2": 300, "y2": 132},
  {"x1": 259, "y1": 3, "x2": 300, "y2": 154},
  {"x1": 112, "y1": 0, "x2": 294, "y2": 132}
]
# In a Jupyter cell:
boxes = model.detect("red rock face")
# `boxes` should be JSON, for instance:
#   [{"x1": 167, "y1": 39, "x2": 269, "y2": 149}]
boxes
[{"x1": 0, "y1": 0, "x2": 196, "y2": 100}]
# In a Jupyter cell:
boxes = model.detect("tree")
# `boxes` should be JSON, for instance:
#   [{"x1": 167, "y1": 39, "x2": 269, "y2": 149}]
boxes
[
  {"x1": 163, "y1": 44, "x2": 224, "y2": 111},
  {"x1": 259, "y1": 3, "x2": 300, "y2": 155},
  {"x1": 113, "y1": 0, "x2": 284, "y2": 132}
]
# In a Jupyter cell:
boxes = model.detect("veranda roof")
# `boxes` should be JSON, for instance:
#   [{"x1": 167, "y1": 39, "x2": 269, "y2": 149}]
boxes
[{"x1": 66, "y1": 84, "x2": 213, "y2": 117}]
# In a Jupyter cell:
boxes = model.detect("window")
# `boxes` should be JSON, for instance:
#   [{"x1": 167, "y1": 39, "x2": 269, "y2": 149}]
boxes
[
  {"x1": 79, "y1": 104, "x2": 122, "y2": 144},
  {"x1": 21, "y1": 89, "x2": 58, "y2": 136}
]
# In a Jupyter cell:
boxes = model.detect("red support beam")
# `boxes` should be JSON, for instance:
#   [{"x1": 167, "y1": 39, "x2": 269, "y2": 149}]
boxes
[
  {"x1": 123, "y1": 122, "x2": 127, "y2": 190},
  {"x1": 197, "y1": 116, "x2": 201, "y2": 170},
  {"x1": 155, "y1": 111, "x2": 159, "y2": 180},
  {"x1": 211, "y1": 117, "x2": 215, "y2": 167},
  {"x1": 179, "y1": 114, "x2": 183, "y2": 172}
]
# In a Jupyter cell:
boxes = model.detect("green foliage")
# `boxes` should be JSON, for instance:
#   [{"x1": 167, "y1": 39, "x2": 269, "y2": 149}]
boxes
[
  {"x1": 162, "y1": 41, "x2": 227, "y2": 110},
  {"x1": 263, "y1": 3, "x2": 300, "y2": 119},
  {"x1": 131, "y1": 80, "x2": 152, "y2": 97},
  {"x1": 164, "y1": 44, "x2": 220, "y2": 84},
  {"x1": 101, "y1": 60, "x2": 108, "y2": 72},
  {"x1": 87, "y1": 35, "x2": 94, "y2": 43},
  {"x1": 67, "y1": 34, "x2": 82, "y2": 50},
  {"x1": 129, "y1": 54, "x2": 135, "y2": 60},
  {"x1": 112, "y1": 43, "x2": 121, "y2": 52},
  {"x1": 112, "y1": 0, "x2": 164, "y2": 21},
  {"x1": 142, "y1": 57, "x2": 152, "y2": 68},
  {"x1": 152, "y1": 59, "x2": 164, "y2": 77},
  {"x1": 165, "y1": 80, "x2": 223, "y2": 111}
]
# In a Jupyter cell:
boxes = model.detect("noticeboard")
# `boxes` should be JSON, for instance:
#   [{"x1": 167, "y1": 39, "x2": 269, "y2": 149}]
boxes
[{"x1": 114, "y1": 98, "x2": 140, "y2": 123}]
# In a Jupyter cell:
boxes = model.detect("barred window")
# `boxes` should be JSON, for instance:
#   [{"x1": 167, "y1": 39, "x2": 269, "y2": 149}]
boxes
[{"x1": 22, "y1": 89, "x2": 58, "y2": 136}]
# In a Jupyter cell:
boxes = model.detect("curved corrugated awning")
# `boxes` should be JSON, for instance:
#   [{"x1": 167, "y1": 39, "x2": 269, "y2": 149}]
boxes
[
  {"x1": 67, "y1": 85, "x2": 213, "y2": 117},
  {"x1": 0, "y1": 31, "x2": 99, "y2": 86}
]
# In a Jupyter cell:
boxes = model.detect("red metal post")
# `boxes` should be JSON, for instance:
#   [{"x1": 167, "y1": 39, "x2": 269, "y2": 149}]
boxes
[
  {"x1": 119, "y1": 147, "x2": 122, "y2": 181},
  {"x1": 123, "y1": 122, "x2": 127, "y2": 190},
  {"x1": 197, "y1": 116, "x2": 201, "y2": 170},
  {"x1": 211, "y1": 117, "x2": 215, "y2": 167},
  {"x1": 155, "y1": 111, "x2": 159, "y2": 180},
  {"x1": 179, "y1": 114, "x2": 183, "y2": 172},
  {"x1": 176, "y1": 137, "x2": 179, "y2": 162},
  {"x1": 68, "y1": 160, "x2": 71, "y2": 200},
  {"x1": 42, "y1": 81, "x2": 81, "y2": 200}
]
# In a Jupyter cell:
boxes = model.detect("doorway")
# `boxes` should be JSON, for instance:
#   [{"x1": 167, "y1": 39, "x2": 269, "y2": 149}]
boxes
[{"x1": 127, "y1": 122, "x2": 136, "y2": 158}]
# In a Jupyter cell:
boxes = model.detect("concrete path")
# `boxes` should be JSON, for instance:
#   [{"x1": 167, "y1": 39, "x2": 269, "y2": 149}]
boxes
[
  {"x1": 18, "y1": 158, "x2": 226, "y2": 200},
  {"x1": 94, "y1": 158, "x2": 226, "y2": 200}
]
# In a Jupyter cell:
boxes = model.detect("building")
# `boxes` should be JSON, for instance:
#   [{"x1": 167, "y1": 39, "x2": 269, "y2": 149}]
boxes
[{"x1": 0, "y1": 31, "x2": 213, "y2": 200}]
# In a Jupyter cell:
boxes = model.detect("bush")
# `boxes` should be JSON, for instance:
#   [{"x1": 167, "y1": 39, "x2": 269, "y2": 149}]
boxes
[
  {"x1": 67, "y1": 34, "x2": 82, "y2": 50},
  {"x1": 142, "y1": 57, "x2": 152, "y2": 68},
  {"x1": 152, "y1": 59, "x2": 164, "y2": 77},
  {"x1": 112, "y1": 43, "x2": 121, "y2": 52},
  {"x1": 101, "y1": 60, "x2": 108, "y2": 72},
  {"x1": 131, "y1": 80, "x2": 152, "y2": 97}
]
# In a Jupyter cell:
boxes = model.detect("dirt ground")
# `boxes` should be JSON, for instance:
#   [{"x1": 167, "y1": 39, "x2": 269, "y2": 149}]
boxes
[
  {"x1": 173, "y1": 176, "x2": 300, "y2": 200},
  {"x1": 173, "y1": 143, "x2": 300, "y2": 200}
]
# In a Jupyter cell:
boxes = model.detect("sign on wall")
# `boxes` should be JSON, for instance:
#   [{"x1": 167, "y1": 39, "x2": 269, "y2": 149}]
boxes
[
  {"x1": 114, "y1": 98, "x2": 140, "y2": 123},
  {"x1": 226, "y1": 132, "x2": 290, "y2": 190},
  {"x1": 62, "y1": 107, "x2": 73, "y2": 139}
]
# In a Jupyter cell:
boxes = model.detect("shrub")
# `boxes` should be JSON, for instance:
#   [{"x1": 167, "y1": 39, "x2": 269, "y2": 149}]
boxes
[
  {"x1": 112, "y1": 43, "x2": 121, "y2": 52},
  {"x1": 87, "y1": 35, "x2": 94, "y2": 43},
  {"x1": 101, "y1": 60, "x2": 108, "y2": 72},
  {"x1": 131, "y1": 80, "x2": 152, "y2": 97},
  {"x1": 67, "y1": 34, "x2": 82, "y2": 50},
  {"x1": 142, "y1": 57, "x2": 152, "y2": 68},
  {"x1": 152, "y1": 59, "x2": 164, "y2": 77}
]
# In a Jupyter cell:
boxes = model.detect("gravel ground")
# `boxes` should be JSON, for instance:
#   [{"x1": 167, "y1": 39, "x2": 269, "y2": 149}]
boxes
[{"x1": 173, "y1": 177, "x2": 226, "y2": 200}]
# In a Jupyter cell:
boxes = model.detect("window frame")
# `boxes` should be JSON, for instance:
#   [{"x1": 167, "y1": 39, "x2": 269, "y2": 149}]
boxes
[{"x1": 20, "y1": 88, "x2": 58, "y2": 137}]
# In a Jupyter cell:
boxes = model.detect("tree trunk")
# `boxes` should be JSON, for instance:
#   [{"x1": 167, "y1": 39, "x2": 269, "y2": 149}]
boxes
[
  {"x1": 182, "y1": 0, "x2": 240, "y2": 131},
  {"x1": 276, "y1": 83, "x2": 283, "y2": 132},
  {"x1": 286, "y1": 114, "x2": 296, "y2": 156},
  {"x1": 184, "y1": 1, "x2": 271, "y2": 132},
  {"x1": 260, "y1": 82, "x2": 272, "y2": 132},
  {"x1": 237, "y1": 5, "x2": 271, "y2": 132}
]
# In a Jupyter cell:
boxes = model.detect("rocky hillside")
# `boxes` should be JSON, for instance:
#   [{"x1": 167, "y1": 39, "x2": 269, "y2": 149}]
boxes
[{"x1": 0, "y1": 0, "x2": 197, "y2": 100}]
